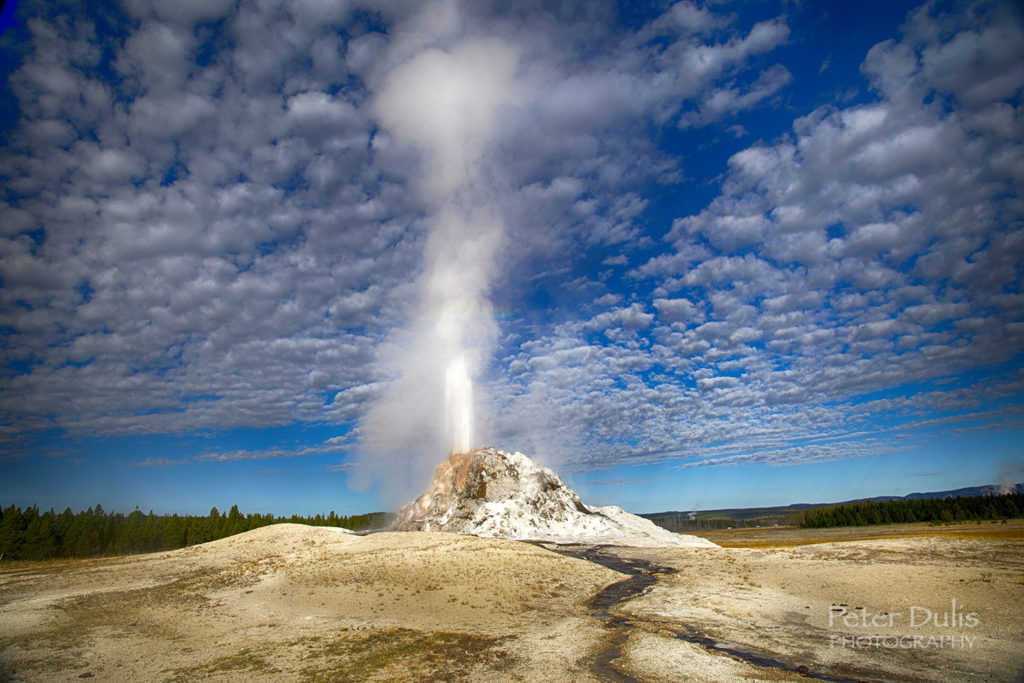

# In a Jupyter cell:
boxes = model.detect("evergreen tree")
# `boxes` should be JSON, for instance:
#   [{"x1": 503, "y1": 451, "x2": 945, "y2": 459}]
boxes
[{"x1": 0, "y1": 503, "x2": 400, "y2": 560}]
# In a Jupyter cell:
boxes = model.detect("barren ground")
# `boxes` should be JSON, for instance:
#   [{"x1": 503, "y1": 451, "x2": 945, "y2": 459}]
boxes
[{"x1": 1, "y1": 522, "x2": 1022, "y2": 682}]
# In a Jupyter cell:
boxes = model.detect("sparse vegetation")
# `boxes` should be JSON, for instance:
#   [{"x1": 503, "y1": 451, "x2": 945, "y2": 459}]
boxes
[
  {"x1": 295, "y1": 629, "x2": 514, "y2": 682},
  {"x1": 169, "y1": 649, "x2": 282, "y2": 681},
  {"x1": 0, "y1": 504, "x2": 396, "y2": 561}
]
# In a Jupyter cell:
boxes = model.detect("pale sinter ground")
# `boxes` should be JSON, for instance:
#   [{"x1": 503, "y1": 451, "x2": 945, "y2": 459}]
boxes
[
  {"x1": 1, "y1": 523, "x2": 1022, "y2": 682},
  {"x1": 611, "y1": 534, "x2": 1024, "y2": 682},
  {"x1": 0, "y1": 525, "x2": 620, "y2": 681}
]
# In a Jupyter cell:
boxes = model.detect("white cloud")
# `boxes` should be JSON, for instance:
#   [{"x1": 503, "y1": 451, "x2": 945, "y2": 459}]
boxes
[
  {"x1": 485, "y1": 1, "x2": 1024, "y2": 472},
  {"x1": 0, "y1": 0, "x2": 1018, "y2": 489},
  {"x1": 585, "y1": 303, "x2": 655, "y2": 335},
  {"x1": 657, "y1": 2, "x2": 726, "y2": 36},
  {"x1": 653, "y1": 297, "x2": 701, "y2": 324},
  {"x1": 286, "y1": 91, "x2": 361, "y2": 142},
  {"x1": 679, "y1": 64, "x2": 792, "y2": 128},
  {"x1": 0, "y1": 0, "x2": 424, "y2": 443}
]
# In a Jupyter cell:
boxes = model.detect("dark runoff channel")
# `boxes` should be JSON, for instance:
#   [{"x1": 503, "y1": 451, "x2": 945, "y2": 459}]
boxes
[{"x1": 550, "y1": 545, "x2": 876, "y2": 683}]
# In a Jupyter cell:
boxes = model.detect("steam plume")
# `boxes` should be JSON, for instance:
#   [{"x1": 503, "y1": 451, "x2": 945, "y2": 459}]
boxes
[
  {"x1": 445, "y1": 352, "x2": 473, "y2": 454},
  {"x1": 355, "y1": 36, "x2": 520, "y2": 502}
]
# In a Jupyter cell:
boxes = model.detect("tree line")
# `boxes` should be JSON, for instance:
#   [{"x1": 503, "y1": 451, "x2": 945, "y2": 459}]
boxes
[
  {"x1": 0, "y1": 504, "x2": 396, "y2": 561},
  {"x1": 800, "y1": 492, "x2": 1023, "y2": 528}
]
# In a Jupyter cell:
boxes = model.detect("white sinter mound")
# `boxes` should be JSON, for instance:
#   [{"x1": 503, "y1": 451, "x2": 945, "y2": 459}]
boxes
[{"x1": 395, "y1": 447, "x2": 717, "y2": 548}]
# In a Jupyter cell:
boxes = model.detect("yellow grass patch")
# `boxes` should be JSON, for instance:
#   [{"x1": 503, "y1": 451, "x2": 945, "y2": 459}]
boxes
[{"x1": 692, "y1": 520, "x2": 1024, "y2": 548}]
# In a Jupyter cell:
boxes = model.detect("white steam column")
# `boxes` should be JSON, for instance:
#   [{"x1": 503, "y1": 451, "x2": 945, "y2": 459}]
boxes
[
  {"x1": 444, "y1": 353, "x2": 473, "y2": 454},
  {"x1": 356, "y1": 30, "x2": 521, "y2": 500}
]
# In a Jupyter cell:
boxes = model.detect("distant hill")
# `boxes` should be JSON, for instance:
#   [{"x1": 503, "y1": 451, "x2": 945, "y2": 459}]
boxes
[
  {"x1": 641, "y1": 482, "x2": 1024, "y2": 531},
  {"x1": 852, "y1": 483, "x2": 1024, "y2": 502}
]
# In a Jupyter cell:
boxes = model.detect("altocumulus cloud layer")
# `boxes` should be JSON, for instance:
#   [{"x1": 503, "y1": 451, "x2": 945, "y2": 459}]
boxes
[{"x1": 0, "y1": 0, "x2": 1022, "y2": 499}]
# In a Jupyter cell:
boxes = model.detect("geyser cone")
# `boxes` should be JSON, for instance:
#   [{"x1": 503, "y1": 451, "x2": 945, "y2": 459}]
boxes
[{"x1": 395, "y1": 447, "x2": 718, "y2": 548}]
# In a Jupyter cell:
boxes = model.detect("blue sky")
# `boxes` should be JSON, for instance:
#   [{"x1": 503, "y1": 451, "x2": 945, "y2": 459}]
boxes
[{"x1": 1, "y1": 0, "x2": 1022, "y2": 516}]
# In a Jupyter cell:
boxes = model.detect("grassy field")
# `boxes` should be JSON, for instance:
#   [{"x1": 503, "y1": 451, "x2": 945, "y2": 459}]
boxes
[{"x1": 688, "y1": 519, "x2": 1024, "y2": 547}]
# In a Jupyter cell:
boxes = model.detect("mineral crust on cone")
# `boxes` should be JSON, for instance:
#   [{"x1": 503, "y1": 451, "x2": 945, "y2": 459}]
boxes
[{"x1": 395, "y1": 447, "x2": 717, "y2": 547}]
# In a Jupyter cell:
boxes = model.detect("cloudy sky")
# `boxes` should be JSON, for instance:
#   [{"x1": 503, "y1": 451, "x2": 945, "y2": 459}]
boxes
[{"x1": 1, "y1": 0, "x2": 1022, "y2": 516}]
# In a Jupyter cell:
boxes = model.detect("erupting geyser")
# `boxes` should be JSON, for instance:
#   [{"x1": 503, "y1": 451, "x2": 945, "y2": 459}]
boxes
[
  {"x1": 444, "y1": 353, "x2": 474, "y2": 454},
  {"x1": 358, "y1": 37, "x2": 519, "y2": 480}
]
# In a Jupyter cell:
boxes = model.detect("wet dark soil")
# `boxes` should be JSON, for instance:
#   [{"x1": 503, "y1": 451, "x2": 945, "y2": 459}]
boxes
[{"x1": 554, "y1": 545, "x2": 876, "y2": 683}]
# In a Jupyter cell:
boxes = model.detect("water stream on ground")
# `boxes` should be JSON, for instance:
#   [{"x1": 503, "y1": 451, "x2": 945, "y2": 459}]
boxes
[{"x1": 553, "y1": 546, "x2": 873, "y2": 683}]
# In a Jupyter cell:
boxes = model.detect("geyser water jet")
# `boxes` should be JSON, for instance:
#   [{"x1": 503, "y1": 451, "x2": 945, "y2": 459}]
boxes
[
  {"x1": 444, "y1": 353, "x2": 473, "y2": 454},
  {"x1": 354, "y1": 31, "x2": 520, "y2": 503}
]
